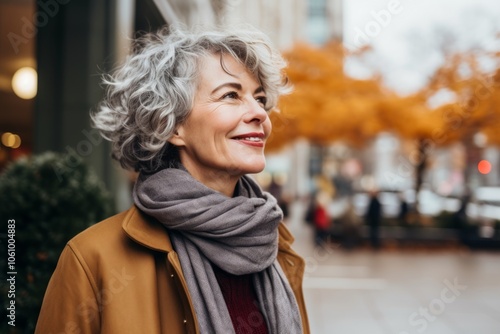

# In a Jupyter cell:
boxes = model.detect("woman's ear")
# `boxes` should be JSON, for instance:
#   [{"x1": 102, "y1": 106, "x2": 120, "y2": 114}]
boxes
[{"x1": 168, "y1": 127, "x2": 186, "y2": 147}]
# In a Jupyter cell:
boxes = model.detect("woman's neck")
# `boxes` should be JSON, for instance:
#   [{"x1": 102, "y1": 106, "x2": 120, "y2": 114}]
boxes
[{"x1": 180, "y1": 161, "x2": 239, "y2": 197}]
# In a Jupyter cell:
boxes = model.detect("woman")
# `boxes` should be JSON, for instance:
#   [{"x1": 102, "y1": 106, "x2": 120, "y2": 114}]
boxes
[{"x1": 36, "y1": 26, "x2": 310, "y2": 334}]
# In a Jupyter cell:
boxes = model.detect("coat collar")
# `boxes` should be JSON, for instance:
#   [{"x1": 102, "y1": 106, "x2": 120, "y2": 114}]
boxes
[
  {"x1": 122, "y1": 205, "x2": 294, "y2": 253},
  {"x1": 122, "y1": 205, "x2": 174, "y2": 253}
]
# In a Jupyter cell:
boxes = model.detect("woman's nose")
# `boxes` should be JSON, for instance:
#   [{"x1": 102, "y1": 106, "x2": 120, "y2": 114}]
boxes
[{"x1": 244, "y1": 98, "x2": 268, "y2": 124}]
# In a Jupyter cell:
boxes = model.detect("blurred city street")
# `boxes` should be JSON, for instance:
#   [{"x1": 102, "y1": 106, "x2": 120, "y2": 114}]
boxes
[
  {"x1": 2, "y1": 0, "x2": 500, "y2": 333},
  {"x1": 286, "y1": 201, "x2": 500, "y2": 334}
]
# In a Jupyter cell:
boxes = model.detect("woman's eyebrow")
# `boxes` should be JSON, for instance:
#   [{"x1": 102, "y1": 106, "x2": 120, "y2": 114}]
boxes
[
  {"x1": 211, "y1": 82, "x2": 242, "y2": 94},
  {"x1": 254, "y1": 86, "x2": 265, "y2": 94}
]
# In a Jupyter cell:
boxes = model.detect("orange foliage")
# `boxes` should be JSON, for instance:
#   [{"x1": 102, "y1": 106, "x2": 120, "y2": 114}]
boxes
[
  {"x1": 266, "y1": 36, "x2": 500, "y2": 153},
  {"x1": 266, "y1": 42, "x2": 387, "y2": 152},
  {"x1": 378, "y1": 93, "x2": 445, "y2": 142}
]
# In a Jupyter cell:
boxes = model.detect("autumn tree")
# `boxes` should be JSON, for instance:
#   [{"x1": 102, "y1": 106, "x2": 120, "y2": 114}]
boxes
[
  {"x1": 376, "y1": 32, "x2": 500, "y2": 199},
  {"x1": 420, "y1": 40, "x2": 500, "y2": 188},
  {"x1": 267, "y1": 35, "x2": 499, "y2": 204},
  {"x1": 377, "y1": 92, "x2": 445, "y2": 199}
]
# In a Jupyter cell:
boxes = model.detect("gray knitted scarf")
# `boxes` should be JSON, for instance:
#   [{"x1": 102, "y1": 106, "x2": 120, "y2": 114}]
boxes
[{"x1": 133, "y1": 166, "x2": 303, "y2": 334}]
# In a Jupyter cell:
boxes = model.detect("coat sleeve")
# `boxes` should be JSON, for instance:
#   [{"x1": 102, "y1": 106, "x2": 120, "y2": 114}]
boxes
[{"x1": 35, "y1": 244, "x2": 101, "y2": 334}]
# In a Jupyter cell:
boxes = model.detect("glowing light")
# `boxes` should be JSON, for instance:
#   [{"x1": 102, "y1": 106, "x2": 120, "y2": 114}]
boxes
[
  {"x1": 478, "y1": 160, "x2": 492, "y2": 175},
  {"x1": 1, "y1": 132, "x2": 21, "y2": 149},
  {"x1": 12, "y1": 67, "x2": 37, "y2": 99}
]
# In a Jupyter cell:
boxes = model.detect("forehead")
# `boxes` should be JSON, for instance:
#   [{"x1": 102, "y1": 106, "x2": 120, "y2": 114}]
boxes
[{"x1": 197, "y1": 53, "x2": 260, "y2": 86}]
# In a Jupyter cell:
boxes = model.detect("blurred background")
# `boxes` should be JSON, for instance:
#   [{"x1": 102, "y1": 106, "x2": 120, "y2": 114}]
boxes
[{"x1": 1, "y1": 0, "x2": 499, "y2": 333}]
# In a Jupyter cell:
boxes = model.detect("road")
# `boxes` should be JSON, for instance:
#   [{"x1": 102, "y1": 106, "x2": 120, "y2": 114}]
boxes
[{"x1": 285, "y1": 201, "x2": 500, "y2": 334}]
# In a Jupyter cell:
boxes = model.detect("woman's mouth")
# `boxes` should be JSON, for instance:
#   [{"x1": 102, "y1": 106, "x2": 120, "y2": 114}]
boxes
[{"x1": 231, "y1": 133, "x2": 265, "y2": 147}]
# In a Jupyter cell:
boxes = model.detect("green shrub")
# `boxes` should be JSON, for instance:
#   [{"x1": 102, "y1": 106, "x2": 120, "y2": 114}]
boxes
[{"x1": 0, "y1": 152, "x2": 113, "y2": 333}]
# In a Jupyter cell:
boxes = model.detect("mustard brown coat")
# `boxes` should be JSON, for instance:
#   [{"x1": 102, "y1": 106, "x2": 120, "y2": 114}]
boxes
[{"x1": 35, "y1": 205, "x2": 310, "y2": 333}]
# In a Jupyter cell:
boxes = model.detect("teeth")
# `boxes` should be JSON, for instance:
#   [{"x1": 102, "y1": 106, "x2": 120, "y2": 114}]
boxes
[{"x1": 238, "y1": 137, "x2": 261, "y2": 141}]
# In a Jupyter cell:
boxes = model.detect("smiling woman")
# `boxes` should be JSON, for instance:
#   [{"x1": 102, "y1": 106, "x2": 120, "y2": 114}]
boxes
[
  {"x1": 168, "y1": 53, "x2": 272, "y2": 196},
  {"x1": 35, "y1": 26, "x2": 309, "y2": 334}
]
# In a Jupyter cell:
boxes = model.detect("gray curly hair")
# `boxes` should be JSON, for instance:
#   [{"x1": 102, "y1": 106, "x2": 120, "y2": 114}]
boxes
[{"x1": 91, "y1": 25, "x2": 290, "y2": 173}]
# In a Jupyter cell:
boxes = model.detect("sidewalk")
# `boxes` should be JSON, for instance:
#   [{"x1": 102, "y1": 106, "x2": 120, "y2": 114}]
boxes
[{"x1": 285, "y1": 201, "x2": 500, "y2": 334}]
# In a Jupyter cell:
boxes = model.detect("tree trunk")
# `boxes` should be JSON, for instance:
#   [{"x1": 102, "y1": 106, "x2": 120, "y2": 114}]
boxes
[
  {"x1": 415, "y1": 138, "x2": 429, "y2": 212},
  {"x1": 463, "y1": 137, "x2": 480, "y2": 192}
]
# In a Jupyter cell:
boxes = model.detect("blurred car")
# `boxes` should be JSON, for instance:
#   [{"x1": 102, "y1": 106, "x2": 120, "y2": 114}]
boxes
[
  {"x1": 329, "y1": 186, "x2": 500, "y2": 221},
  {"x1": 351, "y1": 188, "x2": 463, "y2": 219},
  {"x1": 467, "y1": 187, "x2": 500, "y2": 221}
]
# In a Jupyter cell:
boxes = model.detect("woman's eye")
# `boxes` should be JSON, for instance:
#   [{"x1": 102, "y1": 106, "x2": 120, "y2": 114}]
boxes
[
  {"x1": 256, "y1": 96, "x2": 267, "y2": 107},
  {"x1": 222, "y1": 91, "x2": 239, "y2": 100}
]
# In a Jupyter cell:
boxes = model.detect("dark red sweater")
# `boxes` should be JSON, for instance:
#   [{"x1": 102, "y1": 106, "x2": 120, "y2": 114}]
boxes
[{"x1": 212, "y1": 264, "x2": 269, "y2": 334}]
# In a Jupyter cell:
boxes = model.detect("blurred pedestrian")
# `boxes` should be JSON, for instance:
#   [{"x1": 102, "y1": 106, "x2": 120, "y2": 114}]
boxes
[
  {"x1": 36, "y1": 26, "x2": 309, "y2": 334},
  {"x1": 398, "y1": 192, "x2": 409, "y2": 226},
  {"x1": 454, "y1": 193, "x2": 471, "y2": 241},
  {"x1": 341, "y1": 199, "x2": 362, "y2": 250},
  {"x1": 365, "y1": 190, "x2": 382, "y2": 250},
  {"x1": 314, "y1": 191, "x2": 331, "y2": 247}
]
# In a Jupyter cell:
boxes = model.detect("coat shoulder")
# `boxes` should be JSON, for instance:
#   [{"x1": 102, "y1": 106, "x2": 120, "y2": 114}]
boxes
[{"x1": 68, "y1": 209, "x2": 130, "y2": 255}]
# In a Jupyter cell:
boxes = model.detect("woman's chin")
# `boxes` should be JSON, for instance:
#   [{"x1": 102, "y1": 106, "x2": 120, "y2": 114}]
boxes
[
  {"x1": 241, "y1": 160, "x2": 266, "y2": 175},
  {"x1": 225, "y1": 156, "x2": 265, "y2": 175}
]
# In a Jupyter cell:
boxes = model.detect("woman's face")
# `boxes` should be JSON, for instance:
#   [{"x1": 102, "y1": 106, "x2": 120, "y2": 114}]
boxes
[{"x1": 169, "y1": 53, "x2": 272, "y2": 190}]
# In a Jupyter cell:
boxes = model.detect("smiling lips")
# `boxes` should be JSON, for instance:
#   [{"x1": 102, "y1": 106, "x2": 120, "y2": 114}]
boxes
[{"x1": 231, "y1": 132, "x2": 266, "y2": 147}]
